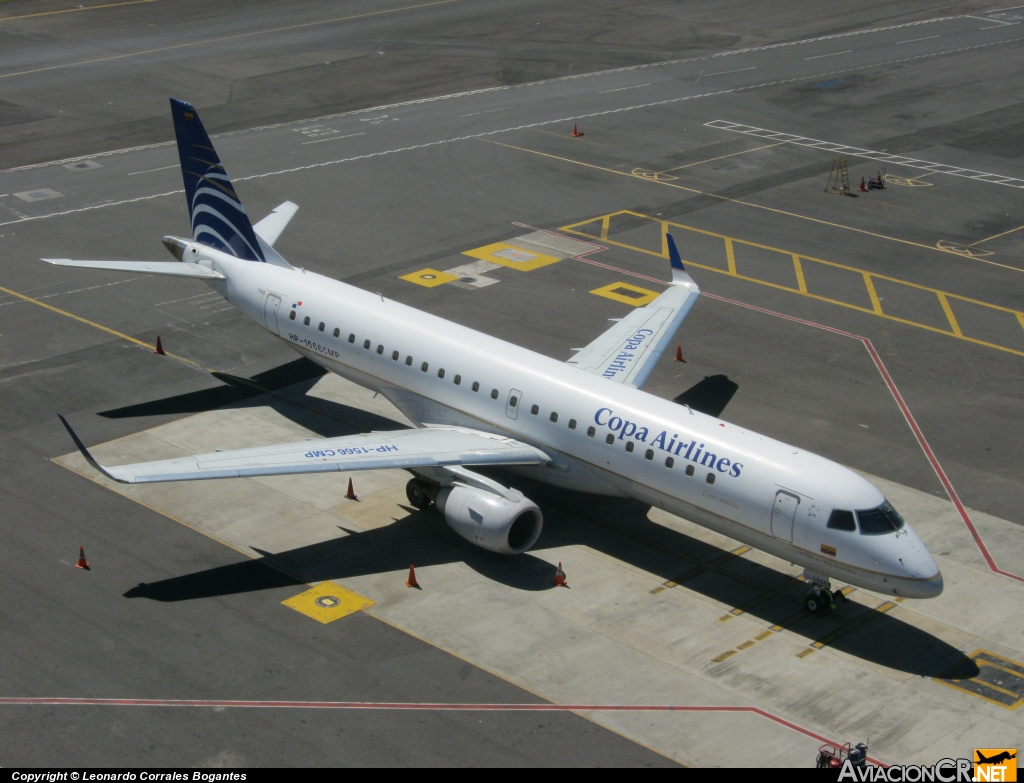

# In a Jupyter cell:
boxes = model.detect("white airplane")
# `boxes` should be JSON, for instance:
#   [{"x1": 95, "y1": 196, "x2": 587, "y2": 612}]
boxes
[{"x1": 49, "y1": 99, "x2": 942, "y2": 612}]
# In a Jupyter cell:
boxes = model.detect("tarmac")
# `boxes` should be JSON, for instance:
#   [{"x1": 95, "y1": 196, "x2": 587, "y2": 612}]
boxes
[{"x1": 2, "y1": 0, "x2": 1023, "y2": 768}]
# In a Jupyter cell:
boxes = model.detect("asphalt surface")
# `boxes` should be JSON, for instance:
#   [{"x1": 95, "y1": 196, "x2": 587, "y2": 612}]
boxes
[{"x1": 2, "y1": 0, "x2": 1023, "y2": 768}]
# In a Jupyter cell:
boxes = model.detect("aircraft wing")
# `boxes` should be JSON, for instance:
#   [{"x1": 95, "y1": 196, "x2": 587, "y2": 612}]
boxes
[
  {"x1": 42, "y1": 259, "x2": 225, "y2": 279},
  {"x1": 58, "y1": 415, "x2": 548, "y2": 484},
  {"x1": 566, "y1": 234, "x2": 700, "y2": 389}
]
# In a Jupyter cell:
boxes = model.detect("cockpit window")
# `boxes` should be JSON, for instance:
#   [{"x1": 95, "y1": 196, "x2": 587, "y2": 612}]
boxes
[
  {"x1": 856, "y1": 501, "x2": 906, "y2": 535},
  {"x1": 827, "y1": 510, "x2": 856, "y2": 531}
]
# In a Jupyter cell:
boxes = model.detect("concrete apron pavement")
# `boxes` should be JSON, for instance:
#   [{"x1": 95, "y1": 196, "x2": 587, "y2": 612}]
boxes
[{"x1": 55, "y1": 374, "x2": 1024, "y2": 767}]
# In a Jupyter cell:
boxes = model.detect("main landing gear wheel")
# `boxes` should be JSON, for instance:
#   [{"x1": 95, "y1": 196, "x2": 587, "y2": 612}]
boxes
[{"x1": 405, "y1": 479, "x2": 432, "y2": 509}]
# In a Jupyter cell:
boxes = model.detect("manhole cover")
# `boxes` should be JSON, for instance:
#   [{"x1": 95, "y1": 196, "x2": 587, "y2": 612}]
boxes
[
  {"x1": 460, "y1": 277, "x2": 476, "y2": 283},
  {"x1": 315, "y1": 596, "x2": 341, "y2": 608}
]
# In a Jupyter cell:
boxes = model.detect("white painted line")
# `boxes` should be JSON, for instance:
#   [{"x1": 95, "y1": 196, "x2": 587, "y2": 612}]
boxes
[
  {"x1": 967, "y1": 14, "x2": 1014, "y2": 23},
  {"x1": 0, "y1": 13, "x2": 973, "y2": 174},
  {"x1": 458, "y1": 106, "x2": 513, "y2": 117},
  {"x1": 127, "y1": 164, "x2": 178, "y2": 176},
  {"x1": 705, "y1": 119, "x2": 1024, "y2": 188},
  {"x1": 983, "y1": 4, "x2": 1024, "y2": 10},
  {"x1": 804, "y1": 50, "x2": 852, "y2": 60},
  {"x1": 598, "y1": 83, "x2": 651, "y2": 93},
  {"x1": 980, "y1": 22, "x2": 1019, "y2": 28},
  {"x1": 706, "y1": 67, "x2": 756, "y2": 76},
  {"x1": 6, "y1": 36, "x2": 1024, "y2": 228},
  {"x1": 300, "y1": 132, "x2": 365, "y2": 145},
  {"x1": 895, "y1": 35, "x2": 939, "y2": 43}
]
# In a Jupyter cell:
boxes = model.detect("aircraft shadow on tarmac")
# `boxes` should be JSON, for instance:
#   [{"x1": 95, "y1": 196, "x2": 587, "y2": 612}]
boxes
[
  {"x1": 99, "y1": 357, "x2": 408, "y2": 436},
  {"x1": 673, "y1": 375, "x2": 739, "y2": 418},
  {"x1": 124, "y1": 481, "x2": 977, "y2": 680},
  {"x1": 118, "y1": 365, "x2": 975, "y2": 679}
]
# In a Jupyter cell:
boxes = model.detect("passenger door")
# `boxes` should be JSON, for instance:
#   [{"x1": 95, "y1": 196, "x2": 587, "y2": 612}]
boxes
[
  {"x1": 263, "y1": 293, "x2": 282, "y2": 335},
  {"x1": 771, "y1": 491, "x2": 799, "y2": 542},
  {"x1": 506, "y1": 389, "x2": 522, "y2": 420}
]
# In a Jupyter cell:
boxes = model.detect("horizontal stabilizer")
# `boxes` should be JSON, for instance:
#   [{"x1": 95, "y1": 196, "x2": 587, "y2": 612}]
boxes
[
  {"x1": 42, "y1": 258, "x2": 224, "y2": 279},
  {"x1": 57, "y1": 417, "x2": 548, "y2": 485},
  {"x1": 253, "y1": 201, "x2": 299, "y2": 247}
]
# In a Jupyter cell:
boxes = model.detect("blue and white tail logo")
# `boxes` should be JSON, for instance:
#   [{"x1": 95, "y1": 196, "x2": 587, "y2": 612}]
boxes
[{"x1": 170, "y1": 98, "x2": 265, "y2": 262}]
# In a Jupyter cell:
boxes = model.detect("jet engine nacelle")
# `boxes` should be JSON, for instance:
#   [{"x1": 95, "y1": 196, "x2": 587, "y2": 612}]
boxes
[{"x1": 436, "y1": 485, "x2": 543, "y2": 555}]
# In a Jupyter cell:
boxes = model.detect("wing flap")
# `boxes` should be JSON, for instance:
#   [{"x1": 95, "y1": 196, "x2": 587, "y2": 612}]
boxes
[
  {"x1": 58, "y1": 416, "x2": 547, "y2": 485},
  {"x1": 42, "y1": 259, "x2": 225, "y2": 279}
]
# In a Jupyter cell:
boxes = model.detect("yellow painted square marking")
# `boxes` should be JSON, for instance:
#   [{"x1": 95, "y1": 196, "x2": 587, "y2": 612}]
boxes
[
  {"x1": 590, "y1": 281, "x2": 659, "y2": 306},
  {"x1": 282, "y1": 581, "x2": 375, "y2": 624},
  {"x1": 711, "y1": 650, "x2": 737, "y2": 663},
  {"x1": 463, "y1": 242, "x2": 560, "y2": 272},
  {"x1": 649, "y1": 585, "x2": 666, "y2": 595},
  {"x1": 737, "y1": 640, "x2": 755, "y2": 650},
  {"x1": 796, "y1": 648, "x2": 816, "y2": 658},
  {"x1": 400, "y1": 268, "x2": 459, "y2": 287},
  {"x1": 755, "y1": 630, "x2": 774, "y2": 641}
]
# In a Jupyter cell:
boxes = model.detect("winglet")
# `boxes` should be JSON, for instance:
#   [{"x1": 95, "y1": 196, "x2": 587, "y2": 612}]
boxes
[
  {"x1": 667, "y1": 233, "x2": 685, "y2": 272},
  {"x1": 57, "y1": 414, "x2": 129, "y2": 483},
  {"x1": 667, "y1": 233, "x2": 696, "y2": 286}
]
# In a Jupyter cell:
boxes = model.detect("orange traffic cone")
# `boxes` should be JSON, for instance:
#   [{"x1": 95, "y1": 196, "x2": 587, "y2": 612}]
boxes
[
  {"x1": 76, "y1": 546, "x2": 90, "y2": 570},
  {"x1": 674, "y1": 345, "x2": 685, "y2": 362},
  {"x1": 553, "y1": 562, "x2": 568, "y2": 587},
  {"x1": 571, "y1": 124, "x2": 583, "y2": 137},
  {"x1": 345, "y1": 478, "x2": 357, "y2": 501},
  {"x1": 406, "y1": 564, "x2": 420, "y2": 589},
  {"x1": 858, "y1": 177, "x2": 868, "y2": 192},
  {"x1": 154, "y1": 336, "x2": 165, "y2": 355}
]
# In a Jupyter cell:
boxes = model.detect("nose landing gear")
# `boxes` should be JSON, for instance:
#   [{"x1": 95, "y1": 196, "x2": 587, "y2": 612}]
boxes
[{"x1": 802, "y1": 570, "x2": 847, "y2": 615}]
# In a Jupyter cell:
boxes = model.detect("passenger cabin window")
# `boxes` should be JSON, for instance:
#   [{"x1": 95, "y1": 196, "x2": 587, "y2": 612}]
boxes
[
  {"x1": 509, "y1": 395, "x2": 518, "y2": 407},
  {"x1": 376, "y1": 345, "x2": 384, "y2": 355},
  {"x1": 318, "y1": 322, "x2": 325, "y2": 332},
  {"x1": 303, "y1": 316, "x2": 311, "y2": 326},
  {"x1": 706, "y1": 473, "x2": 715, "y2": 484},
  {"x1": 549, "y1": 412, "x2": 558, "y2": 423},
  {"x1": 405, "y1": 356, "x2": 413, "y2": 366},
  {"x1": 289, "y1": 311, "x2": 296, "y2": 321},
  {"x1": 392, "y1": 351, "x2": 399, "y2": 360},
  {"x1": 587, "y1": 426, "x2": 595, "y2": 437},
  {"x1": 490, "y1": 389, "x2": 499, "y2": 399},
  {"x1": 472, "y1": 382, "x2": 480, "y2": 392},
  {"x1": 531, "y1": 405, "x2": 539, "y2": 415},
  {"x1": 421, "y1": 362, "x2": 428, "y2": 372},
  {"x1": 363, "y1": 339, "x2": 371, "y2": 349},
  {"x1": 454, "y1": 375, "x2": 461, "y2": 385},
  {"x1": 606, "y1": 434, "x2": 614, "y2": 445},
  {"x1": 437, "y1": 369, "x2": 445, "y2": 379},
  {"x1": 665, "y1": 457, "x2": 674, "y2": 468},
  {"x1": 625, "y1": 441, "x2": 634, "y2": 453},
  {"x1": 827, "y1": 510, "x2": 857, "y2": 532},
  {"x1": 856, "y1": 502, "x2": 906, "y2": 535},
  {"x1": 568, "y1": 419, "x2": 576, "y2": 430},
  {"x1": 685, "y1": 465, "x2": 694, "y2": 476},
  {"x1": 333, "y1": 328, "x2": 340, "y2": 338},
  {"x1": 645, "y1": 449, "x2": 654, "y2": 460},
  {"x1": 348, "y1": 334, "x2": 355, "y2": 343}
]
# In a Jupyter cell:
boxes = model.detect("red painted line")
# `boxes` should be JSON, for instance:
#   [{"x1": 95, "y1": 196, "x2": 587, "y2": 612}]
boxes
[
  {"x1": 564, "y1": 254, "x2": 1021, "y2": 582},
  {"x1": 0, "y1": 697, "x2": 884, "y2": 764},
  {"x1": 700, "y1": 291, "x2": 1022, "y2": 584}
]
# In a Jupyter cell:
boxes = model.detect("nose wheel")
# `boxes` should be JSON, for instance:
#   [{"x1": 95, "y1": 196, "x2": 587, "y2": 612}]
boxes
[{"x1": 804, "y1": 586, "x2": 844, "y2": 615}]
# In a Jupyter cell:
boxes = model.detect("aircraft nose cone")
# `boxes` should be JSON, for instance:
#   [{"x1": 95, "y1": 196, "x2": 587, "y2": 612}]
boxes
[{"x1": 902, "y1": 569, "x2": 943, "y2": 598}]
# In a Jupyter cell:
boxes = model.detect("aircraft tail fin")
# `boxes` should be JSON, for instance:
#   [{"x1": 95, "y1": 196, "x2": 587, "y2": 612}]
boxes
[{"x1": 170, "y1": 98, "x2": 266, "y2": 263}]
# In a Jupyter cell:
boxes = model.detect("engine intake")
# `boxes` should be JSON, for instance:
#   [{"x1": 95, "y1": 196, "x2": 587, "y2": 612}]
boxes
[{"x1": 436, "y1": 485, "x2": 542, "y2": 554}]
